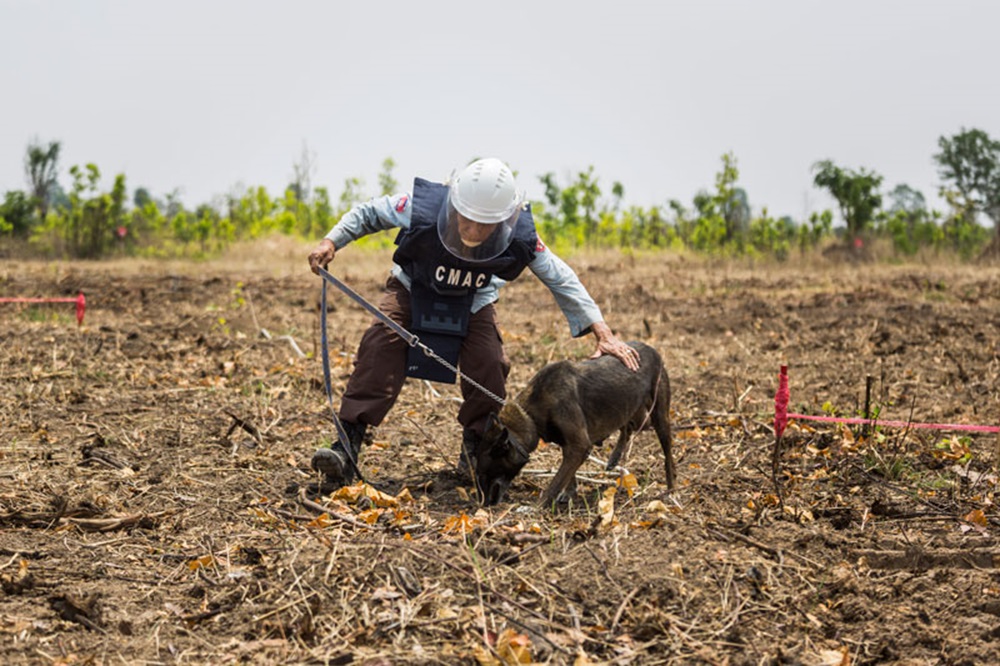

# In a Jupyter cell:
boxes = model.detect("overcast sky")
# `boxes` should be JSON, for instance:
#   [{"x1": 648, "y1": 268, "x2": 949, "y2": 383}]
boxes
[{"x1": 2, "y1": 0, "x2": 998, "y2": 223}]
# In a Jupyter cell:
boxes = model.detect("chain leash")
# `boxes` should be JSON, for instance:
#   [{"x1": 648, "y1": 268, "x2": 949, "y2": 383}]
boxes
[{"x1": 317, "y1": 267, "x2": 507, "y2": 408}]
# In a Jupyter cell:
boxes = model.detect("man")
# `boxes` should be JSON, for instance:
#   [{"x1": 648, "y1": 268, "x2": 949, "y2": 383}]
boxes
[{"x1": 307, "y1": 157, "x2": 640, "y2": 488}]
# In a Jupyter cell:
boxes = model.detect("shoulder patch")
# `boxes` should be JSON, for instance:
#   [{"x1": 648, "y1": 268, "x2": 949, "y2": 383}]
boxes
[
  {"x1": 395, "y1": 194, "x2": 409, "y2": 213},
  {"x1": 535, "y1": 236, "x2": 547, "y2": 253}
]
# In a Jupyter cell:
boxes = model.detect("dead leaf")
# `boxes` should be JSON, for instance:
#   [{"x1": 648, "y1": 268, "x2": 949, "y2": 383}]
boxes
[
  {"x1": 0, "y1": 560, "x2": 34, "y2": 595},
  {"x1": 617, "y1": 473, "x2": 638, "y2": 497},
  {"x1": 442, "y1": 512, "x2": 487, "y2": 534},
  {"x1": 187, "y1": 554, "x2": 215, "y2": 572},
  {"x1": 496, "y1": 628, "x2": 533, "y2": 664},
  {"x1": 964, "y1": 509, "x2": 988, "y2": 527},
  {"x1": 330, "y1": 483, "x2": 365, "y2": 503},
  {"x1": 783, "y1": 504, "x2": 815, "y2": 522},
  {"x1": 436, "y1": 606, "x2": 459, "y2": 620},
  {"x1": 813, "y1": 646, "x2": 851, "y2": 666},
  {"x1": 305, "y1": 513, "x2": 332, "y2": 529},
  {"x1": 358, "y1": 509, "x2": 382, "y2": 525},
  {"x1": 370, "y1": 587, "x2": 402, "y2": 602},
  {"x1": 363, "y1": 484, "x2": 401, "y2": 508},
  {"x1": 329, "y1": 482, "x2": 407, "y2": 508},
  {"x1": 473, "y1": 644, "x2": 500, "y2": 666},
  {"x1": 598, "y1": 486, "x2": 617, "y2": 527},
  {"x1": 645, "y1": 500, "x2": 668, "y2": 513}
]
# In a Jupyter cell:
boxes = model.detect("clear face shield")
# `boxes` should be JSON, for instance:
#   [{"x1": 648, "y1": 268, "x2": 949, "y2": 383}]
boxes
[{"x1": 437, "y1": 184, "x2": 524, "y2": 262}]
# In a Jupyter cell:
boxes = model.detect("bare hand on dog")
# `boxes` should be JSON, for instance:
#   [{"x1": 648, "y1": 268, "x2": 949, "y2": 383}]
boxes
[
  {"x1": 308, "y1": 238, "x2": 337, "y2": 275},
  {"x1": 590, "y1": 321, "x2": 640, "y2": 371}
]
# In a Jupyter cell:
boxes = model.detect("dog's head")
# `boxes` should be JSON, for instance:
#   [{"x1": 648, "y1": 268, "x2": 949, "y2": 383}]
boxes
[{"x1": 474, "y1": 413, "x2": 531, "y2": 506}]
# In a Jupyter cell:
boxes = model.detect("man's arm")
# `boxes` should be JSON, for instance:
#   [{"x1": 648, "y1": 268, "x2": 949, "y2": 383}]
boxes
[
  {"x1": 528, "y1": 242, "x2": 640, "y2": 371},
  {"x1": 308, "y1": 193, "x2": 411, "y2": 274}
]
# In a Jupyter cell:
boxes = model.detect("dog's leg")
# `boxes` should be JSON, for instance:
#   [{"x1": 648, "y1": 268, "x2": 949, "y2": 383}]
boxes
[
  {"x1": 605, "y1": 427, "x2": 633, "y2": 471},
  {"x1": 541, "y1": 442, "x2": 590, "y2": 507},
  {"x1": 546, "y1": 452, "x2": 589, "y2": 506},
  {"x1": 653, "y1": 367, "x2": 675, "y2": 489},
  {"x1": 557, "y1": 475, "x2": 578, "y2": 505}
]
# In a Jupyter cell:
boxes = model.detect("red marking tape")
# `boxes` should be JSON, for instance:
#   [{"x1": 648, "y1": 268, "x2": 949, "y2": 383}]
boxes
[
  {"x1": 774, "y1": 364, "x2": 999, "y2": 436},
  {"x1": 0, "y1": 292, "x2": 86, "y2": 325}
]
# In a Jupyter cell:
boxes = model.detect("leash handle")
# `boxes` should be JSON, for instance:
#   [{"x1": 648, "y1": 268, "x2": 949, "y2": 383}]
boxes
[{"x1": 318, "y1": 267, "x2": 419, "y2": 347}]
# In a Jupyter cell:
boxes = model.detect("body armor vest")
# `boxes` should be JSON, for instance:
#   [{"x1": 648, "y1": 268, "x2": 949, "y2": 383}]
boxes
[{"x1": 392, "y1": 178, "x2": 538, "y2": 382}]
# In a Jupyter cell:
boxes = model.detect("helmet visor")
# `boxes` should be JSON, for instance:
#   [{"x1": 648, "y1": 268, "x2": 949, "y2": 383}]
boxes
[{"x1": 438, "y1": 187, "x2": 522, "y2": 263}]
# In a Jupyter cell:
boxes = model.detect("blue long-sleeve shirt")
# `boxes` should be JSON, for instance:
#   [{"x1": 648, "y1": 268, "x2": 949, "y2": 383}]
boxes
[{"x1": 325, "y1": 192, "x2": 604, "y2": 338}]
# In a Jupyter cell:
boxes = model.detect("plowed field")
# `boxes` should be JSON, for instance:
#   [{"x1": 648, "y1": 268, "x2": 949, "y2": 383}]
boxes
[{"x1": 2, "y1": 240, "x2": 1000, "y2": 665}]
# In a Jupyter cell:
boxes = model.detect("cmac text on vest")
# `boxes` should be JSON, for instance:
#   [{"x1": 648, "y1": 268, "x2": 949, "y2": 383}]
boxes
[{"x1": 434, "y1": 266, "x2": 490, "y2": 289}]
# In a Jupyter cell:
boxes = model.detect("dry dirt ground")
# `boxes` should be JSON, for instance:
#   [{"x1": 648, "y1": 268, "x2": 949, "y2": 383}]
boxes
[{"x1": 2, "y1": 239, "x2": 1000, "y2": 665}]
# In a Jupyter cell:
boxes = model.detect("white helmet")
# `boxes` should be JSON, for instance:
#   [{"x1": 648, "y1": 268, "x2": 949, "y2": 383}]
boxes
[{"x1": 439, "y1": 158, "x2": 524, "y2": 262}]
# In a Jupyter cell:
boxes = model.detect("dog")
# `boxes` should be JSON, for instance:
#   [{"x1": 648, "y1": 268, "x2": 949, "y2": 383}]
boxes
[{"x1": 474, "y1": 341, "x2": 674, "y2": 506}]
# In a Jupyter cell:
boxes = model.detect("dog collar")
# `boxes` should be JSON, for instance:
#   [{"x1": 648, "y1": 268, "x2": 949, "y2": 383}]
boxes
[{"x1": 508, "y1": 432, "x2": 531, "y2": 462}]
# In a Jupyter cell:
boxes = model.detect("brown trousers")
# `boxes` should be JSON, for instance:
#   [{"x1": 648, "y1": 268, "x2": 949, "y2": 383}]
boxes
[{"x1": 339, "y1": 277, "x2": 509, "y2": 435}]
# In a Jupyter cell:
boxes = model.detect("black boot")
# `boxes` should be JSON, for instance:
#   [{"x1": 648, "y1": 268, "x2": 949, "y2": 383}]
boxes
[
  {"x1": 311, "y1": 420, "x2": 367, "y2": 487},
  {"x1": 457, "y1": 428, "x2": 481, "y2": 479}
]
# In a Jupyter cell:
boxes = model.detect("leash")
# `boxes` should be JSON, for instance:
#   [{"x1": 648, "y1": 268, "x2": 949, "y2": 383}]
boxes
[
  {"x1": 316, "y1": 267, "x2": 507, "y2": 468},
  {"x1": 320, "y1": 278, "x2": 366, "y2": 483},
  {"x1": 319, "y1": 267, "x2": 418, "y2": 347},
  {"x1": 317, "y1": 267, "x2": 506, "y2": 407}
]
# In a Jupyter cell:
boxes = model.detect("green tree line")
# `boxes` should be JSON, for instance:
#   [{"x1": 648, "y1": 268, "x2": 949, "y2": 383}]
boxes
[{"x1": 3, "y1": 129, "x2": 999, "y2": 261}]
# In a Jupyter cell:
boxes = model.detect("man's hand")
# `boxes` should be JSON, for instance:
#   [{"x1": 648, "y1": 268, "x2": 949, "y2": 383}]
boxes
[
  {"x1": 589, "y1": 321, "x2": 640, "y2": 372},
  {"x1": 308, "y1": 238, "x2": 336, "y2": 275}
]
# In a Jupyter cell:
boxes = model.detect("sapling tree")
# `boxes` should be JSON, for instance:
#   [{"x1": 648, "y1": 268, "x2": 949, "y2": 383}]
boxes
[
  {"x1": 378, "y1": 157, "x2": 398, "y2": 197},
  {"x1": 934, "y1": 127, "x2": 1000, "y2": 253},
  {"x1": 290, "y1": 142, "x2": 316, "y2": 204},
  {"x1": 56, "y1": 164, "x2": 127, "y2": 258},
  {"x1": 685, "y1": 153, "x2": 747, "y2": 253},
  {"x1": 133, "y1": 187, "x2": 152, "y2": 209},
  {"x1": 287, "y1": 144, "x2": 317, "y2": 236},
  {"x1": 887, "y1": 183, "x2": 926, "y2": 215},
  {"x1": 716, "y1": 153, "x2": 749, "y2": 245},
  {"x1": 536, "y1": 168, "x2": 604, "y2": 246},
  {"x1": 881, "y1": 183, "x2": 941, "y2": 256},
  {"x1": 24, "y1": 139, "x2": 61, "y2": 223},
  {"x1": 0, "y1": 191, "x2": 35, "y2": 237},
  {"x1": 338, "y1": 177, "x2": 366, "y2": 216},
  {"x1": 812, "y1": 160, "x2": 883, "y2": 246}
]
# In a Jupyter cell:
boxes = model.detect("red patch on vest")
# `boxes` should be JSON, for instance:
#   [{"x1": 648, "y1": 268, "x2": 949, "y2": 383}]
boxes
[
  {"x1": 535, "y1": 237, "x2": 547, "y2": 253},
  {"x1": 395, "y1": 194, "x2": 409, "y2": 213}
]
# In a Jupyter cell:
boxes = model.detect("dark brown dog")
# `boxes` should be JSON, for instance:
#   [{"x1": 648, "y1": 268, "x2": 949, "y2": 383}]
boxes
[{"x1": 474, "y1": 341, "x2": 674, "y2": 506}]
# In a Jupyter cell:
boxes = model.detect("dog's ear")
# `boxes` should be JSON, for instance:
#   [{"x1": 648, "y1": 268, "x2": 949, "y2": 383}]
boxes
[
  {"x1": 489, "y1": 427, "x2": 512, "y2": 457},
  {"x1": 484, "y1": 412, "x2": 503, "y2": 439}
]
